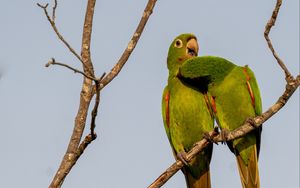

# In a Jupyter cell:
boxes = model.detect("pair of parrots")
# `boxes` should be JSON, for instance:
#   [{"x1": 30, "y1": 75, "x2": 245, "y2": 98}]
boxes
[{"x1": 162, "y1": 34, "x2": 262, "y2": 188}]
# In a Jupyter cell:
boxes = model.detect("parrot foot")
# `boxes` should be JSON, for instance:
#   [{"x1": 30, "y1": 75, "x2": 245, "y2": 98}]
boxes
[
  {"x1": 203, "y1": 127, "x2": 219, "y2": 144},
  {"x1": 245, "y1": 117, "x2": 258, "y2": 128},
  {"x1": 220, "y1": 128, "x2": 230, "y2": 144},
  {"x1": 177, "y1": 151, "x2": 189, "y2": 166}
]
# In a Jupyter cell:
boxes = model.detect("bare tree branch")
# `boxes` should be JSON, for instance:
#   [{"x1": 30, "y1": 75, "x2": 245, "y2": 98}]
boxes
[
  {"x1": 48, "y1": 0, "x2": 96, "y2": 187},
  {"x1": 148, "y1": 1, "x2": 300, "y2": 187},
  {"x1": 45, "y1": 58, "x2": 98, "y2": 81},
  {"x1": 39, "y1": 0, "x2": 157, "y2": 187},
  {"x1": 264, "y1": 0, "x2": 292, "y2": 80}
]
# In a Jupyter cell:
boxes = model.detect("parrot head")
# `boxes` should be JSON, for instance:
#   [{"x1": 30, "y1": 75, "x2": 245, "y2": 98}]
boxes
[{"x1": 167, "y1": 33, "x2": 199, "y2": 75}]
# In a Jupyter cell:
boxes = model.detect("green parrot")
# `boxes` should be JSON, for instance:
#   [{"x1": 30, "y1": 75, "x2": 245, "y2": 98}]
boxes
[
  {"x1": 162, "y1": 34, "x2": 214, "y2": 188},
  {"x1": 179, "y1": 56, "x2": 262, "y2": 188}
]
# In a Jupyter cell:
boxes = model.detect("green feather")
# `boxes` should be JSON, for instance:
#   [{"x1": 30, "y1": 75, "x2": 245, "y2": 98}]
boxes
[
  {"x1": 162, "y1": 34, "x2": 214, "y2": 184},
  {"x1": 163, "y1": 34, "x2": 262, "y2": 187},
  {"x1": 177, "y1": 54, "x2": 262, "y2": 187},
  {"x1": 180, "y1": 56, "x2": 235, "y2": 84}
]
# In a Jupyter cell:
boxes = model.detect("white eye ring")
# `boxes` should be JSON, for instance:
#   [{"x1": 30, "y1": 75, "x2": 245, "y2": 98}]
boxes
[{"x1": 174, "y1": 39, "x2": 183, "y2": 48}]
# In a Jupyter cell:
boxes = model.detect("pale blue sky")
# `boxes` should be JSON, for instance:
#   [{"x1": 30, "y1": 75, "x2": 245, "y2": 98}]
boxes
[{"x1": 0, "y1": 1, "x2": 299, "y2": 188}]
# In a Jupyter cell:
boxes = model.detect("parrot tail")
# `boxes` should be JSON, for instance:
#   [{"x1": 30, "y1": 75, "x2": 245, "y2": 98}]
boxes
[
  {"x1": 236, "y1": 145, "x2": 260, "y2": 188},
  {"x1": 184, "y1": 169, "x2": 211, "y2": 188}
]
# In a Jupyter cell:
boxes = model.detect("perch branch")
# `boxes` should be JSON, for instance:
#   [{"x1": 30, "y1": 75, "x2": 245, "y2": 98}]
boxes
[
  {"x1": 45, "y1": 58, "x2": 98, "y2": 81},
  {"x1": 99, "y1": 0, "x2": 158, "y2": 90},
  {"x1": 148, "y1": 0, "x2": 300, "y2": 187}
]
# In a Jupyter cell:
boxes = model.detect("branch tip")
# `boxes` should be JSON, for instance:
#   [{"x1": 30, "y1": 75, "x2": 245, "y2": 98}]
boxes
[
  {"x1": 37, "y1": 3, "x2": 48, "y2": 9},
  {"x1": 45, "y1": 58, "x2": 55, "y2": 67},
  {"x1": 52, "y1": 0, "x2": 58, "y2": 21},
  {"x1": 98, "y1": 72, "x2": 106, "y2": 82}
]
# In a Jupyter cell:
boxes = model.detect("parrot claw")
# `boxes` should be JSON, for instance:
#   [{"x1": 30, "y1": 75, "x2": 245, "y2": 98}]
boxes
[
  {"x1": 220, "y1": 128, "x2": 230, "y2": 144},
  {"x1": 177, "y1": 151, "x2": 189, "y2": 166},
  {"x1": 203, "y1": 128, "x2": 219, "y2": 145},
  {"x1": 245, "y1": 117, "x2": 257, "y2": 128}
]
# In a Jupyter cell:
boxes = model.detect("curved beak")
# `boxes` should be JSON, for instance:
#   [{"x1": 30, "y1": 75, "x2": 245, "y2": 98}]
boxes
[{"x1": 186, "y1": 38, "x2": 199, "y2": 57}]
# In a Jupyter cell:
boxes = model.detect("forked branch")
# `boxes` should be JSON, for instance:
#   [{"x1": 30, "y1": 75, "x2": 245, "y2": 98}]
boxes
[
  {"x1": 37, "y1": 2, "x2": 84, "y2": 66},
  {"x1": 38, "y1": 0, "x2": 157, "y2": 187}
]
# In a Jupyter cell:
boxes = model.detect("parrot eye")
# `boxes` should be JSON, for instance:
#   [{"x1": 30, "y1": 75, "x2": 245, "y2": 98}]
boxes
[{"x1": 174, "y1": 39, "x2": 183, "y2": 48}]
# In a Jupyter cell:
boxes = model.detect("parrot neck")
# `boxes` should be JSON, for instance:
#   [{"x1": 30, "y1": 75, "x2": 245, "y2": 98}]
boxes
[
  {"x1": 167, "y1": 57, "x2": 183, "y2": 80},
  {"x1": 167, "y1": 67, "x2": 180, "y2": 81},
  {"x1": 168, "y1": 68, "x2": 177, "y2": 76}
]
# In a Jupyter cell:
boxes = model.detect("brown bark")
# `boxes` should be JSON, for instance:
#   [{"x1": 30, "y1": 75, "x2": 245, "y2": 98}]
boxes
[{"x1": 38, "y1": 0, "x2": 157, "y2": 187}]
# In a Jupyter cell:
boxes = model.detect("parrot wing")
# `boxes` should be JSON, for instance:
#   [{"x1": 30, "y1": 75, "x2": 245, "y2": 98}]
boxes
[{"x1": 179, "y1": 56, "x2": 236, "y2": 88}]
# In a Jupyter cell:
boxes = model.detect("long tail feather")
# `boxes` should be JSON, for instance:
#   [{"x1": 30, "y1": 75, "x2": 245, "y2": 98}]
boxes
[
  {"x1": 236, "y1": 145, "x2": 260, "y2": 188},
  {"x1": 184, "y1": 169, "x2": 211, "y2": 188}
]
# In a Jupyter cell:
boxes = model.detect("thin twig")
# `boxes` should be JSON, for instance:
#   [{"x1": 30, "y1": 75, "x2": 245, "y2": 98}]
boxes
[
  {"x1": 99, "y1": 0, "x2": 157, "y2": 90},
  {"x1": 45, "y1": 58, "x2": 98, "y2": 81},
  {"x1": 52, "y1": 0, "x2": 57, "y2": 21},
  {"x1": 90, "y1": 73, "x2": 106, "y2": 138},
  {"x1": 264, "y1": 0, "x2": 293, "y2": 80},
  {"x1": 148, "y1": 0, "x2": 300, "y2": 187},
  {"x1": 37, "y1": 2, "x2": 84, "y2": 67}
]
